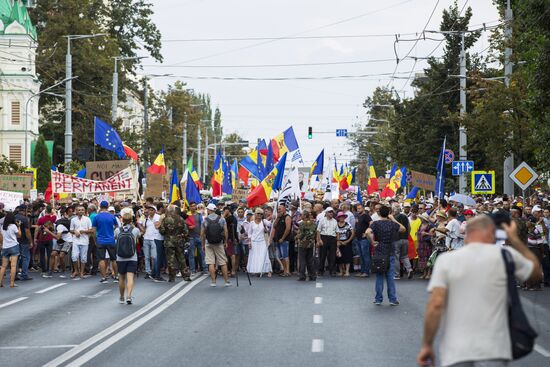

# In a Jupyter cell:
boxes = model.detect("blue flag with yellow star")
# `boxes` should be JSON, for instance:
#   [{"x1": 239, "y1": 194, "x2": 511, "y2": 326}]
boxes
[{"x1": 94, "y1": 117, "x2": 126, "y2": 159}]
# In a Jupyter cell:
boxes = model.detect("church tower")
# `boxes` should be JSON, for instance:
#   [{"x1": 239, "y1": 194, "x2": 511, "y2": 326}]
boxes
[{"x1": 0, "y1": 0, "x2": 39, "y2": 167}]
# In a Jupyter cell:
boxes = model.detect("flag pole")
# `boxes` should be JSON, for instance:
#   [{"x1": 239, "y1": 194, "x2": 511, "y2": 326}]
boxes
[{"x1": 93, "y1": 118, "x2": 96, "y2": 161}]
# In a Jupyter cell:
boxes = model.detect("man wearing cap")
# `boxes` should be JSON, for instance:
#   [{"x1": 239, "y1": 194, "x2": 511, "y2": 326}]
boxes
[
  {"x1": 316, "y1": 207, "x2": 338, "y2": 276},
  {"x1": 92, "y1": 201, "x2": 119, "y2": 284},
  {"x1": 70, "y1": 205, "x2": 93, "y2": 279},
  {"x1": 201, "y1": 203, "x2": 231, "y2": 287}
]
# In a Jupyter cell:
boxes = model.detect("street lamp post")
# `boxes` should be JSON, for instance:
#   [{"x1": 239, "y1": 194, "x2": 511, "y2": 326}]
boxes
[
  {"x1": 64, "y1": 34, "x2": 106, "y2": 163},
  {"x1": 112, "y1": 56, "x2": 147, "y2": 123},
  {"x1": 24, "y1": 76, "x2": 77, "y2": 166}
]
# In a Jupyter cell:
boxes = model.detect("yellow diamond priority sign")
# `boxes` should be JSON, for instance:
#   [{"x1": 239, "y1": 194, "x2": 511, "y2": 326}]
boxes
[{"x1": 510, "y1": 162, "x2": 538, "y2": 191}]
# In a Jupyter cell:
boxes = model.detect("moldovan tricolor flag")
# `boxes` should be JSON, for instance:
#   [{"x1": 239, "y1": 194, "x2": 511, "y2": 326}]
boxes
[
  {"x1": 168, "y1": 166, "x2": 181, "y2": 204},
  {"x1": 247, "y1": 153, "x2": 287, "y2": 208},
  {"x1": 367, "y1": 156, "x2": 379, "y2": 194},
  {"x1": 147, "y1": 148, "x2": 166, "y2": 174},
  {"x1": 211, "y1": 151, "x2": 223, "y2": 197}
]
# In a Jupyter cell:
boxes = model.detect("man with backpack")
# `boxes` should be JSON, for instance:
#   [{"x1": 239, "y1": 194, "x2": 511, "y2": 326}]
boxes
[
  {"x1": 114, "y1": 208, "x2": 140, "y2": 305},
  {"x1": 201, "y1": 203, "x2": 231, "y2": 287}
]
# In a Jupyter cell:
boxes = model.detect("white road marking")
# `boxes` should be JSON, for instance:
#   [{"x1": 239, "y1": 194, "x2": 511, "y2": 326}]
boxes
[
  {"x1": 0, "y1": 345, "x2": 77, "y2": 350},
  {"x1": 313, "y1": 315, "x2": 323, "y2": 324},
  {"x1": 311, "y1": 339, "x2": 324, "y2": 353},
  {"x1": 314, "y1": 296, "x2": 322, "y2": 304},
  {"x1": 43, "y1": 274, "x2": 207, "y2": 367},
  {"x1": 35, "y1": 283, "x2": 67, "y2": 294},
  {"x1": 0, "y1": 297, "x2": 28, "y2": 310},
  {"x1": 316, "y1": 282, "x2": 323, "y2": 288},
  {"x1": 535, "y1": 344, "x2": 550, "y2": 357},
  {"x1": 80, "y1": 289, "x2": 111, "y2": 299},
  {"x1": 65, "y1": 275, "x2": 208, "y2": 367}
]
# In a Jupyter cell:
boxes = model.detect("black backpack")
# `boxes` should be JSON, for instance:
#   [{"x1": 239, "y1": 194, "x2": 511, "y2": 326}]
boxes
[
  {"x1": 501, "y1": 249, "x2": 537, "y2": 359},
  {"x1": 205, "y1": 217, "x2": 224, "y2": 244},
  {"x1": 116, "y1": 225, "x2": 137, "y2": 258},
  {"x1": 55, "y1": 218, "x2": 71, "y2": 244}
]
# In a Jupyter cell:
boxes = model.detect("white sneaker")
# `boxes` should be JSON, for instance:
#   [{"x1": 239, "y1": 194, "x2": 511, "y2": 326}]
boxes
[
  {"x1": 119, "y1": 297, "x2": 125, "y2": 304},
  {"x1": 210, "y1": 282, "x2": 217, "y2": 287},
  {"x1": 224, "y1": 282, "x2": 232, "y2": 287}
]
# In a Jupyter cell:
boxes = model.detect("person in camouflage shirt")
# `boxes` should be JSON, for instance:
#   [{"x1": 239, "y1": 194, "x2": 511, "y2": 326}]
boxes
[
  {"x1": 296, "y1": 210, "x2": 317, "y2": 281},
  {"x1": 159, "y1": 206, "x2": 191, "y2": 282}
]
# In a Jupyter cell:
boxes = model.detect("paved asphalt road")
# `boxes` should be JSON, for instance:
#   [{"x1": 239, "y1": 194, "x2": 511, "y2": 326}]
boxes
[{"x1": 1, "y1": 272, "x2": 549, "y2": 367}]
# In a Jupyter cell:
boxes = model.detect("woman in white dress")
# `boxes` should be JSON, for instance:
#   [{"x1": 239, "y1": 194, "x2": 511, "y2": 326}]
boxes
[{"x1": 246, "y1": 208, "x2": 272, "y2": 277}]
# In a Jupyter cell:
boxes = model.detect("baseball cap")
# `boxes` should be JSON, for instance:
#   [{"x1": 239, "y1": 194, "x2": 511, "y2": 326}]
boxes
[
  {"x1": 246, "y1": 210, "x2": 254, "y2": 216},
  {"x1": 206, "y1": 203, "x2": 217, "y2": 211},
  {"x1": 533, "y1": 205, "x2": 542, "y2": 212},
  {"x1": 463, "y1": 209, "x2": 474, "y2": 216},
  {"x1": 403, "y1": 202, "x2": 411, "y2": 208},
  {"x1": 108, "y1": 206, "x2": 115, "y2": 212},
  {"x1": 100, "y1": 201, "x2": 109, "y2": 208},
  {"x1": 325, "y1": 207, "x2": 334, "y2": 213}
]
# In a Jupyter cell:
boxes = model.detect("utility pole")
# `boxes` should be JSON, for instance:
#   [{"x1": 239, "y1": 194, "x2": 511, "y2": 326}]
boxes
[
  {"x1": 203, "y1": 127, "x2": 208, "y2": 183},
  {"x1": 503, "y1": 0, "x2": 515, "y2": 197},
  {"x1": 64, "y1": 34, "x2": 105, "y2": 163},
  {"x1": 458, "y1": 32, "x2": 467, "y2": 194},
  {"x1": 168, "y1": 107, "x2": 173, "y2": 127},
  {"x1": 64, "y1": 40, "x2": 72, "y2": 163},
  {"x1": 182, "y1": 112, "x2": 187, "y2": 168}
]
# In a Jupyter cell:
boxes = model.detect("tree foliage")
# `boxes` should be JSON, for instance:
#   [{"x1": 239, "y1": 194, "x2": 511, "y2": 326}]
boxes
[
  {"x1": 33, "y1": 135, "x2": 51, "y2": 193},
  {"x1": 30, "y1": 0, "x2": 162, "y2": 163}
]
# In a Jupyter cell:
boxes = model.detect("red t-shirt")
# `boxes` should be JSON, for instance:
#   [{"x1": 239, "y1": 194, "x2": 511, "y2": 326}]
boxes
[{"x1": 37, "y1": 214, "x2": 57, "y2": 242}]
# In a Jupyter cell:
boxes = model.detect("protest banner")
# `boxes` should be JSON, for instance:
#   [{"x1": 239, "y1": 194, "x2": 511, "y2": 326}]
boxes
[
  {"x1": 232, "y1": 189, "x2": 248, "y2": 202},
  {"x1": 410, "y1": 170, "x2": 436, "y2": 191},
  {"x1": 0, "y1": 190, "x2": 24, "y2": 211},
  {"x1": 52, "y1": 168, "x2": 137, "y2": 194},
  {"x1": 86, "y1": 160, "x2": 130, "y2": 180},
  {"x1": 144, "y1": 174, "x2": 167, "y2": 198},
  {"x1": 0, "y1": 174, "x2": 34, "y2": 197}
]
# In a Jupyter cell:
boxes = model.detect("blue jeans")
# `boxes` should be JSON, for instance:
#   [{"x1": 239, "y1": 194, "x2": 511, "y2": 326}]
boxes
[
  {"x1": 38, "y1": 240, "x2": 52, "y2": 272},
  {"x1": 355, "y1": 238, "x2": 371, "y2": 275},
  {"x1": 277, "y1": 241, "x2": 289, "y2": 259},
  {"x1": 153, "y1": 239, "x2": 165, "y2": 278},
  {"x1": 142, "y1": 239, "x2": 157, "y2": 274},
  {"x1": 18, "y1": 243, "x2": 31, "y2": 278},
  {"x1": 375, "y1": 255, "x2": 397, "y2": 303},
  {"x1": 189, "y1": 237, "x2": 206, "y2": 273}
]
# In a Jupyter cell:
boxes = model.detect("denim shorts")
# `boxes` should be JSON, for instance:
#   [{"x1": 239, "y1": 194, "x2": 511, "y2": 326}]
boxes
[
  {"x1": 1, "y1": 246, "x2": 20, "y2": 258},
  {"x1": 277, "y1": 241, "x2": 289, "y2": 259}
]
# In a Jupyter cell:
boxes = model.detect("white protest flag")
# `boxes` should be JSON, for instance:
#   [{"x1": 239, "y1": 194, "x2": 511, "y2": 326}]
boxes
[{"x1": 277, "y1": 166, "x2": 301, "y2": 208}]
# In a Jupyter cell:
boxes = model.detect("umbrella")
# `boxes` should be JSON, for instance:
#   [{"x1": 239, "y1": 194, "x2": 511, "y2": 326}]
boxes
[{"x1": 448, "y1": 193, "x2": 476, "y2": 207}]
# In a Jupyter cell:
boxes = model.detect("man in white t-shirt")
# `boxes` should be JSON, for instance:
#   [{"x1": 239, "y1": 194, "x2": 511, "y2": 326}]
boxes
[
  {"x1": 138, "y1": 206, "x2": 162, "y2": 280},
  {"x1": 417, "y1": 215, "x2": 542, "y2": 367},
  {"x1": 70, "y1": 205, "x2": 94, "y2": 279}
]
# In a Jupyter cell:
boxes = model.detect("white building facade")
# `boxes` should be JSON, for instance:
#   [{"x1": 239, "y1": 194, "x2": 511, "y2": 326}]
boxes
[{"x1": 0, "y1": 0, "x2": 39, "y2": 167}]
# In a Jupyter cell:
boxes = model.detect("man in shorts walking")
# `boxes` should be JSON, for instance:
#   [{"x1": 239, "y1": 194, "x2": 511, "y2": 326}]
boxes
[
  {"x1": 92, "y1": 201, "x2": 119, "y2": 284},
  {"x1": 201, "y1": 203, "x2": 231, "y2": 287},
  {"x1": 44, "y1": 207, "x2": 73, "y2": 278}
]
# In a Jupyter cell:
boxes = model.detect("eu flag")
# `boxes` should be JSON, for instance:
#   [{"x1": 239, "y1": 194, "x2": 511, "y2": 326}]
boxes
[
  {"x1": 185, "y1": 171, "x2": 202, "y2": 204},
  {"x1": 94, "y1": 117, "x2": 126, "y2": 159}
]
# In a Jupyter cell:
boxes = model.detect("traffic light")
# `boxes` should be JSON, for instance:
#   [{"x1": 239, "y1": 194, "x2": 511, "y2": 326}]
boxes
[{"x1": 308, "y1": 126, "x2": 313, "y2": 139}]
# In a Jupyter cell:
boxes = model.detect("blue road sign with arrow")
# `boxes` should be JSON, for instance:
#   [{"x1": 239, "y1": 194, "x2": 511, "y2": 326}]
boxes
[
  {"x1": 452, "y1": 160, "x2": 474, "y2": 176},
  {"x1": 336, "y1": 129, "x2": 348, "y2": 137}
]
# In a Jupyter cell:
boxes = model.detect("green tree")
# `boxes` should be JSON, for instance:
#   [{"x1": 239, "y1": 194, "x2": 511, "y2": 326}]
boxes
[
  {"x1": 223, "y1": 132, "x2": 247, "y2": 163},
  {"x1": 30, "y1": 0, "x2": 162, "y2": 163},
  {"x1": 33, "y1": 135, "x2": 52, "y2": 193}
]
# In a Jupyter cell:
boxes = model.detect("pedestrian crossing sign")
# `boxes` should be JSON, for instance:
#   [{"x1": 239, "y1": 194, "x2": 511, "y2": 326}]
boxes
[{"x1": 471, "y1": 170, "x2": 495, "y2": 195}]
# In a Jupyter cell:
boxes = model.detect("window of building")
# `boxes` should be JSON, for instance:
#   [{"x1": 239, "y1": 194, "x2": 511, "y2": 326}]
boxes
[
  {"x1": 9, "y1": 145, "x2": 22, "y2": 165},
  {"x1": 11, "y1": 101, "x2": 21, "y2": 125}
]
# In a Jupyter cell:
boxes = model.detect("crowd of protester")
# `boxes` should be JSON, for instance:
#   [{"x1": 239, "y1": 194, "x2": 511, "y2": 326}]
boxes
[{"x1": 0, "y1": 192, "x2": 549, "y2": 304}]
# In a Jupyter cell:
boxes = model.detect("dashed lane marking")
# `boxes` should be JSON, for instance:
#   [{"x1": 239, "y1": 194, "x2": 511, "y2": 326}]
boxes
[
  {"x1": 535, "y1": 344, "x2": 550, "y2": 357},
  {"x1": 80, "y1": 289, "x2": 111, "y2": 299},
  {"x1": 313, "y1": 315, "x2": 323, "y2": 324},
  {"x1": 35, "y1": 283, "x2": 67, "y2": 294},
  {"x1": 0, "y1": 297, "x2": 28, "y2": 310},
  {"x1": 0, "y1": 345, "x2": 77, "y2": 350},
  {"x1": 316, "y1": 282, "x2": 323, "y2": 288},
  {"x1": 311, "y1": 339, "x2": 324, "y2": 353},
  {"x1": 314, "y1": 296, "x2": 322, "y2": 304}
]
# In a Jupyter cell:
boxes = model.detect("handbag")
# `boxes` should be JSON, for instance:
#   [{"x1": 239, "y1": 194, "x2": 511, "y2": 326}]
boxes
[
  {"x1": 501, "y1": 249, "x2": 538, "y2": 360},
  {"x1": 370, "y1": 253, "x2": 389, "y2": 274}
]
